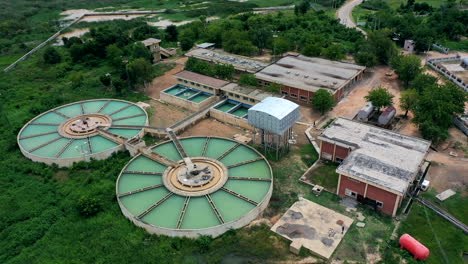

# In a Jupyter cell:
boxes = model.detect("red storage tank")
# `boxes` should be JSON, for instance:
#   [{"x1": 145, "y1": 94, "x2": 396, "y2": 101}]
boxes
[{"x1": 399, "y1": 234, "x2": 430, "y2": 260}]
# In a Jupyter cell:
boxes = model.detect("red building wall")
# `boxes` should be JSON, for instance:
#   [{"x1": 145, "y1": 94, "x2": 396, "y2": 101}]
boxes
[
  {"x1": 320, "y1": 141, "x2": 350, "y2": 162},
  {"x1": 366, "y1": 185, "x2": 398, "y2": 216},
  {"x1": 338, "y1": 175, "x2": 366, "y2": 196},
  {"x1": 338, "y1": 175, "x2": 400, "y2": 216}
]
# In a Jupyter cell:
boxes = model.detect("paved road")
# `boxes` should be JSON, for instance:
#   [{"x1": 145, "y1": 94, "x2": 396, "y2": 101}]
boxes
[{"x1": 336, "y1": 0, "x2": 367, "y2": 36}]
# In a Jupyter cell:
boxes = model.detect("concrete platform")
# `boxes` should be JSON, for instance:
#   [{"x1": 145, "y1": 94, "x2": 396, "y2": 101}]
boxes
[{"x1": 271, "y1": 198, "x2": 353, "y2": 259}]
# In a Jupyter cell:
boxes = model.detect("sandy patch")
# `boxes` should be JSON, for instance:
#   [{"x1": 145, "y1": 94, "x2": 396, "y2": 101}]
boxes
[
  {"x1": 180, "y1": 118, "x2": 245, "y2": 138},
  {"x1": 146, "y1": 100, "x2": 190, "y2": 128},
  {"x1": 55, "y1": 28, "x2": 90, "y2": 45},
  {"x1": 146, "y1": 57, "x2": 188, "y2": 99},
  {"x1": 147, "y1": 16, "x2": 219, "y2": 29}
]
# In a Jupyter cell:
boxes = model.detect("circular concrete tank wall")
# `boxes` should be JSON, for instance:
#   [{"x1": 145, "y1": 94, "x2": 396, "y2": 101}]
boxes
[
  {"x1": 18, "y1": 99, "x2": 148, "y2": 167},
  {"x1": 116, "y1": 137, "x2": 273, "y2": 238}
]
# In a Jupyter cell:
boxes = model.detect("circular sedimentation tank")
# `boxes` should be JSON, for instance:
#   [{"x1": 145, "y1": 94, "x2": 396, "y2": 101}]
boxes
[
  {"x1": 18, "y1": 99, "x2": 148, "y2": 167},
  {"x1": 116, "y1": 137, "x2": 273, "y2": 238}
]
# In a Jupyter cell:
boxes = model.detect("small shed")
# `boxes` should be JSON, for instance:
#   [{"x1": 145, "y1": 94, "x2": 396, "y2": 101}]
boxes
[
  {"x1": 248, "y1": 97, "x2": 300, "y2": 135},
  {"x1": 378, "y1": 106, "x2": 396, "y2": 126},
  {"x1": 404, "y1": 40, "x2": 415, "y2": 53}
]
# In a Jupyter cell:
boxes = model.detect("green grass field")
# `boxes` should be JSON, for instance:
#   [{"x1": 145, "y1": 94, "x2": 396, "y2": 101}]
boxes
[{"x1": 306, "y1": 162, "x2": 339, "y2": 191}]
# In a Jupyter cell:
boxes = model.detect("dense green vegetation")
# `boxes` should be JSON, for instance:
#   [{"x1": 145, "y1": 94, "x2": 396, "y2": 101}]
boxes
[
  {"x1": 177, "y1": 10, "x2": 363, "y2": 59},
  {"x1": 185, "y1": 57, "x2": 234, "y2": 80},
  {"x1": 357, "y1": 1, "x2": 468, "y2": 52},
  {"x1": 311, "y1": 89, "x2": 335, "y2": 114}
]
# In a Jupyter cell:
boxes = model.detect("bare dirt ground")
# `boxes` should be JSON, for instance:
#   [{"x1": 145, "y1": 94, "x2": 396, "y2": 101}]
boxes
[
  {"x1": 425, "y1": 127, "x2": 468, "y2": 194},
  {"x1": 145, "y1": 100, "x2": 190, "y2": 128},
  {"x1": 426, "y1": 151, "x2": 468, "y2": 195},
  {"x1": 146, "y1": 57, "x2": 187, "y2": 99},
  {"x1": 179, "y1": 118, "x2": 245, "y2": 138}
]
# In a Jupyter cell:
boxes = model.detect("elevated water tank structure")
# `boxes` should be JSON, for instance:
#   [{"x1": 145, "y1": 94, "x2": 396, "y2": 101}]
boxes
[
  {"x1": 399, "y1": 234, "x2": 430, "y2": 260},
  {"x1": 378, "y1": 106, "x2": 396, "y2": 126},
  {"x1": 248, "y1": 97, "x2": 300, "y2": 159},
  {"x1": 357, "y1": 102, "x2": 374, "y2": 121}
]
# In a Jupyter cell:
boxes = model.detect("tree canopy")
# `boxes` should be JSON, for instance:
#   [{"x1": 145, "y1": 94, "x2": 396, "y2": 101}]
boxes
[
  {"x1": 311, "y1": 89, "x2": 335, "y2": 114},
  {"x1": 391, "y1": 55, "x2": 422, "y2": 86},
  {"x1": 364, "y1": 87, "x2": 394, "y2": 110}
]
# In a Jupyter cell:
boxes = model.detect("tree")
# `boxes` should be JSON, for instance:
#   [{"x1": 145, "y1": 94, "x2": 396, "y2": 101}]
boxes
[
  {"x1": 126, "y1": 58, "x2": 154, "y2": 88},
  {"x1": 296, "y1": 0, "x2": 311, "y2": 15},
  {"x1": 272, "y1": 37, "x2": 290, "y2": 55},
  {"x1": 214, "y1": 64, "x2": 234, "y2": 80},
  {"x1": 399, "y1": 89, "x2": 419, "y2": 117},
  {"x1": 43, "y1": 46, "x2": 61, "y2": 64},
  {"x1": 250, "y1": 27, "x2": 272, "y2": 53},
  {"x1": 355, "y1": 51, "x2": 378, "y2": 67},
  {"x1": 238, "y1": 74, "x2": 258, "y2": 87},
  {"x1": 365, "y1": 87, "x2": 394, "y2": 111},
  {"x1": 413, "y1": 83, "x2": 466, "y2": 144},
  {"x1": 76, "y1": 196, "x2": 101, "y2": 217},
  {"x1": 99, "y1": 74, "x2": 111, "y2": 87},
  {"x1": 410, "y1": 73, "x2": 437, "y2": 94},
  {"x1": 302, "y1": 43, "x2": 322, "y2": 57},
  {"x1": 391, "y1": 55, "x2": 422, "y2": 86},
  {"x1": 180, "y1": 29, "x2": 196, "y2": 51},
  {"x1": 311, "y1": 89, "x2": 335, "y2": 114},
  {"x1": 106, "y1": 44, "x2": 124, "y2": 67},
  {"x1": 129, "y1": 42, "x2": 153, "y2": 63},
  {"x1": 323, "y1": 44, "x2": 345, "y2": 60},
  {"x1": 365, "y1": 30, "x2": 398, "y2": 64},
  {"x1": 165, "y1": 25, "x2": 178, "y2": 42},
  {"x1": 132, "y1": 24, "x2": 159, "y2": 40}
]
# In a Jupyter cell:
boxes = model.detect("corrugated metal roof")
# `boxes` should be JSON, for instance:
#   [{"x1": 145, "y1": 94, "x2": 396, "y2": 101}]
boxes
[{"x1": 249, "y1": 97, "x2": 299, "y2": 120}]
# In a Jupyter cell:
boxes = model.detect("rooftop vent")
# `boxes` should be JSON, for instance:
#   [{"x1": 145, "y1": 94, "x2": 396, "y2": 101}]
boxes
[
  {"x1": 304, "y1": 75, "x2": 309, "y2": 78},
  {"x1": 332, "y1": 81, "x2": 337, "y2": 85},
  {"x1": 313, "y1": 78, "x2": 318, "y2": 80},
  {"x1": 286, "y1": 70, "x2": 291, "y2": 74},
  {"x1": 295, "y1": 72, "x2": 299, "y2": 76}
]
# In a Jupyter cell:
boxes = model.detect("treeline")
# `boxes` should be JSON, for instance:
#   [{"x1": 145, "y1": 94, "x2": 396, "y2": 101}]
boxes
[
  {"x1": 48, "y1": 21, "x2": 179, "y2": 93},
  {"x1": 185, "y1": 57, "x2": 234, "y2": 80},
  {"x1": 390, "y1": 55, "x2": 467, "y2": 144},
  {"x1": 177, "y1": 11, "x2": 363, "y2": 60},
  {"x1": 362, "y1": 1, "x2": 468, "y2": 52}
]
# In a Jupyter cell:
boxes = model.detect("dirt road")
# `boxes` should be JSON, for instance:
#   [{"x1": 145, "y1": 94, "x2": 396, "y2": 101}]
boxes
[
  {"x1": 336, "y1": 0, "x2": 367, "y2": 36},
  {"x1": 146, "y1": 57, "x2": 187, "y2": 99}
]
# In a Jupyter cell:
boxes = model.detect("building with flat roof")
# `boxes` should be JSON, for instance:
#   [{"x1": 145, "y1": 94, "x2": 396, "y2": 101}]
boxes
[
  {"x1": 221, "y1": 83, "x2": 274, "y2": 105},
  {"x1": 173, "y1": 70, "x2": 274, "y2": 104},
  {"x1": 174, "y1": 70, "x2": 230, "y2": 92},
  {"x1": 317, "y1": 118, "x2": 431, "y2": 216},
  {"x1": 255, "y1": 55, "x2": 365, "y2": 102},
  {"x1": 186, "y1": 48, "x2": 269, "y2": 73}
]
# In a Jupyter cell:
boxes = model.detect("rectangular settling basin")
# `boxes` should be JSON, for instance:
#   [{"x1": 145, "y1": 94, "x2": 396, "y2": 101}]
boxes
[
  {"x1": 164, "y1": 85, "x2": 188, "y2": 95},
  {"x1": 229, "y1": 106, "x2": 249, "y2": 117}
]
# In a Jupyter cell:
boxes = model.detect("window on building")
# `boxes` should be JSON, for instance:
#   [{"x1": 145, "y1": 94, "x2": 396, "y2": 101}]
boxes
[
  {"x1": 208, "y1": 87, "x2": 213, "y2": 91},
  {"x1": 321, "y1": 153, "x2": 332, "y2": 160},
  {"x1": 235, "y1": 94, "x2": 240, "y2": 98},
  {"x1": 345, "y1": 189, "x2": 357, "y2": 198},
  {"x1": 290, "y1": 94, "x2": 298, "y2": 98},
  {"x1": 243, "y1": 96, "x2": 248, "y2": 100},
  {"x1": 196, "y1": 83, "x2": 200, "y2": 87},
  {"x1": 250, "y1": 99, "x2": 255, "y2": 103},
  {"x1": 184, "y1": 80, "x2": 188, "y2": 83},
  {"x1": 228, "y1": 93, "x2": 234, "y2": 96},
  {"x1": 281, "y1": 91, "x2": 288, "y2": 96},
  {"x1": 300, "y1": 96, "x2": 307, "y2": 101},
  {"x1": 376, "y1": 201, "x2": 384, "y2": 208},
  {"x1": 190, "y1": 82, "x2": 195, "y2": 85}
]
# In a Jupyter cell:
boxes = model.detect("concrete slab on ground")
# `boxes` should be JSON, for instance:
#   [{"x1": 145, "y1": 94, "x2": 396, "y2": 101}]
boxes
[
  {"x1": 271, "y1": 198, "x2": 354, "y2": 260},
  {"x1": 436, "y1": 189, "x2": 456, "y2": 201}
]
